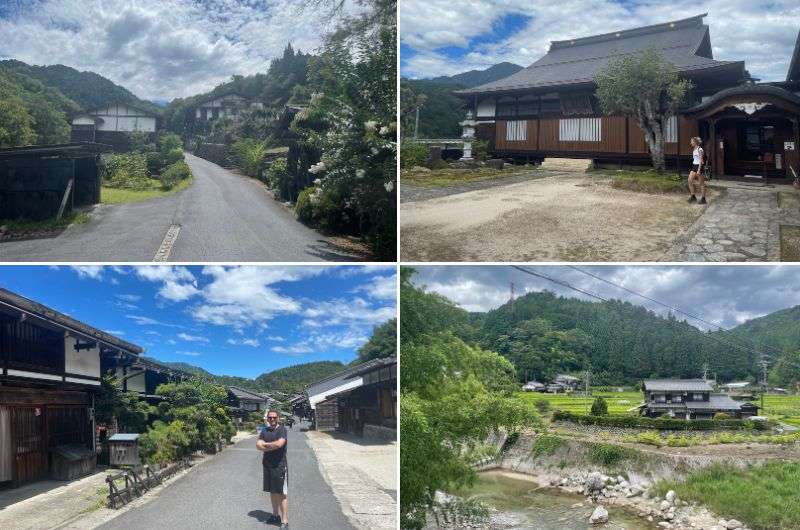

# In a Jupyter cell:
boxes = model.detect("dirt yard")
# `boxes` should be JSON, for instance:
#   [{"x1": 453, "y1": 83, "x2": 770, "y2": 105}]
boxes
[{"x1": 401, "y1": 174, "x2": 712, "y2": 261}]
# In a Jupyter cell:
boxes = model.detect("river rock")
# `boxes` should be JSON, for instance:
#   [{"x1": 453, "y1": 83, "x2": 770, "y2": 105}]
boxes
[
  {"x1": 660, "y1": 500, "x2": 671, "y2": 511},
  {"x1": 589, "y1": 506, "x2": 609, "y2": 525},
  {"x1": 657, "y1": 523, "x2": 672, "y2": 529},
  {"x1": 725, "y1": 520, "x2": 743, "y2": 529},
  {"x1": 585, "y1": 472, "x2": 605, "y2": 495},
  {"x1": 665, "y1": 490, "x2": 677, "y2": 504}
]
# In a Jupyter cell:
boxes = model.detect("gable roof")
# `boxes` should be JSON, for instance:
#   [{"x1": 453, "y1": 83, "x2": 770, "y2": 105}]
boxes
[
  {"x1": 643, "y1": 379, "x2": 713, "y2": 392},
  {"x1": 457, "y1": 14, "x2": 743, "y2": 96},
  {"x1": 228, "y1": 386, "x2": 267, "y2": 402}
]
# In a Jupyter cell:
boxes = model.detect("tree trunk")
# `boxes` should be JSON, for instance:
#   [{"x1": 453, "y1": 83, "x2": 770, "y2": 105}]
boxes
[{"x1": 638, "y1": 101, "x2": 666, "y2": 172}]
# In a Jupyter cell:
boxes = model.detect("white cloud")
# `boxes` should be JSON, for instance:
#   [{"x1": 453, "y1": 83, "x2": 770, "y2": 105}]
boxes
[
  {"x1": 271, "y1": 344, "x2": 313, "y2": 355},
  {"x1": 177, "y1": 332, "x2": 209, "y2": 343},
  {"x1": 303, "y1": 297, "x2": 396, "y2": 328},
  {"x1": 126, "y1": 315, "x2": 160, "y2": 326},
  {"x1": 0, "y1": 0, "x2": 359, "y2": 100},
  {"x1": 355, "y1": 273, "x2": 397, "y2": 301},
  {"x1": 116, "y1": 294, "x2": 141, "y2": 302},
  {"x1": 177, "y1": 350, "x2": 202, "y2": 356},
  {"x1": 135, "y1": 266, "x2": 200, "y2": 302},
  {"x1": 70, "y1": 266, "x2": 104, "y2": 279},
  {"x1": 227, "y1": 338, "x2": 261, "y2": 347},
  {"x1": 104, "y1": 329, "x2": 125, "y2": 335},
  {"x1": 267, "y1": 335, "x2": 285, "y2": 342},
  {"x1": 400, "y1": 0, "x2": 800, "y2": 82}
]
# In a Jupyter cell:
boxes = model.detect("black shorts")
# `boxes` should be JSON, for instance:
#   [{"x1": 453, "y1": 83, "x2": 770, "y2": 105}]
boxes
[
  {"x1": 691, "y1": 164, "x2": 701, "y2": 172},
  {"x1": 263, "y1": 464, "x2": 288, "y2": 494}
]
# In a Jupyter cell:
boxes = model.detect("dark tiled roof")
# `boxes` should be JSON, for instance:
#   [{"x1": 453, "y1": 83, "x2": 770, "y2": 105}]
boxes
[
  {"x1": 228, "y1": 386, "x2": 267, "y2": 402},
  {"x1": 788, "y1": 29, "x2": 800, "y2": 82},
  {"x1": 457, "y1": 14, "x2": 742, "y2": 96},
  {"x1": 686, "y1": 84, "x2": 800, "y2": 114},
  {"x1": 643, "y1": 379, "x2": 713, "y2": 392},
  {"x1": 0, "y1": 287, "x2": 142, "y2": 354}
]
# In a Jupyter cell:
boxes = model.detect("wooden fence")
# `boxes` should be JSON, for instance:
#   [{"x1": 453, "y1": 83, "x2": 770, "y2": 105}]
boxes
[{"x1": 106, "y1": 458, "x2": 191, "y2": 509}]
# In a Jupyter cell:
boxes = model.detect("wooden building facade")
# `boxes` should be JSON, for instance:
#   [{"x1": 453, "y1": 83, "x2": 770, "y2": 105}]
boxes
[
  {"x1": 71, "y1": 104, "x2": 158, "y2": 152},
  {"x1": 458, "y1": 14, "x2": 800, "y2": 180},
  {"x1": 641, "y1": 379, "x2": 758, "y2": 420},
  {"x1": 0, "y1": 288, "x2": 142, "y2": 488}
]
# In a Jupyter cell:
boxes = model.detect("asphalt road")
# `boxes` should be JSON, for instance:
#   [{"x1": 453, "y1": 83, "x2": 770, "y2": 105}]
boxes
[
  {"x1": 98, "y1": 424, "x2": 356, "y2": 530},
  {"x1": 0, "y1": 153, "x2": 355, "y2": 261}
]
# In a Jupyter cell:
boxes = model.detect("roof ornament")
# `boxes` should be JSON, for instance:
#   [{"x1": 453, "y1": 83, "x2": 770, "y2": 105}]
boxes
[{"x1": 733, "y1": 102, "x2": 768, "y2": 115}]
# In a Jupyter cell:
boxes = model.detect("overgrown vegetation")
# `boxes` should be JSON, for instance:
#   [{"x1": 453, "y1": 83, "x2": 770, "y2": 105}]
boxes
[
  {"x1": 653, "y1": 462, "x2": 800, "y2": 530},
  {"x1": 102, "y1": 132, "x2": 192, "y2": 194},
  {"x1": 552, "y1": 410, "x2": 772, "y2": 431},
  {"x1": 400, "y1": 267, "x2": 539, "y2": 530},
  {"x1": 605, "y1": 168, "x2": 686, "y2": 193},
  {"x1": 531, "y1": 434, "x2": 565, "y2": 458},
  {"x1": 622, "y1": 429, "x2": 800, "y2": 447},
  {"x1": 587, "y1": 442, "x2": 634, "y2": 467}
]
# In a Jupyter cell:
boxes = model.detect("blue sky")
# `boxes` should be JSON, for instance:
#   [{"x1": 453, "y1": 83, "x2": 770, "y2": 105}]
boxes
[
  {"x1": 400, "y1": 0, "x2": 800, "y2": 82},
  {"x1": 0, "y1": 0, "x2": 358, "y2": 100},
  {"x1": 0, "y1": 265, "x2": 396, "y2": 378}
]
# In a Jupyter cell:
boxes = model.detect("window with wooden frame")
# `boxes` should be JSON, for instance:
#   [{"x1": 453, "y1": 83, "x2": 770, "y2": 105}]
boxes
[
  {"x1": 505, "y1": 120, "x2": 528, "y2": 142},
  {"x1": 559, "y1": 118, "x2": 601, "y2": 141},
  {"x1": 496, "y1": 97, "x2": 517, "y2": 117},
  {"x1": 664, "y1": 116, "x2": 678, "y2": 143}
]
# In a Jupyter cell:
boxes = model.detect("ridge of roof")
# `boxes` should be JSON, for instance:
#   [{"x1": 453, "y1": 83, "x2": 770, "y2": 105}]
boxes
[
  {"x1": 788, "y1": 28, "x2": 800, "y2": 82},
  {"x1": 549, "y1": 13, "x2": 708, "y2": 51}
]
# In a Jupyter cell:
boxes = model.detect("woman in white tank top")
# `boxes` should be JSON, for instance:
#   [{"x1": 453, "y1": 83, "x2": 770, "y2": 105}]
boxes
[{"x1": 687, "y1": 136, "x2": 707, "y2": 205}]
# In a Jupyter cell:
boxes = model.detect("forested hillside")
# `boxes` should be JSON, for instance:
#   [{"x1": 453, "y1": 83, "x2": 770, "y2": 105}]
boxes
[
  {"x1": 406, "y1": 279, "x2": 800, "y2": 387},
  {"x1": 0, "y1": 60, "x2": 159, "y2": 113},
  {"x1": 400, "y1": 62, "x2": 522, "y2": 138}
]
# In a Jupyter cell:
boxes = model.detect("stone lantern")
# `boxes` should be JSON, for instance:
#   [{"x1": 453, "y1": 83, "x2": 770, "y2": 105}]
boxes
[{"x1": 459, "y1": 110, "x2": 476, "y2": 161}]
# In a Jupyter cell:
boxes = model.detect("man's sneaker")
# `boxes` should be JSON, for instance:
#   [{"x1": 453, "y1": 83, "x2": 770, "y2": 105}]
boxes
[
  {"x1": 267, "y1": 514, "x2": 280, "y2": 524},
  {"x1": 688, "y1": 195, "x2": 697, "y2": 203},
  {"x1": 699, "y1": 197, "x2": 707, "y2": 204}
]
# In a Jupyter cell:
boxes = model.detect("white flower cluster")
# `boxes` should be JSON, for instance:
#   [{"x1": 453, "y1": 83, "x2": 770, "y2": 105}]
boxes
[
  {"x1": 384, "y1": 181, "x2": 394, "y2": 193},
  {"x1": 308, "y1": 161, "x2": 326, "y2": 175}
]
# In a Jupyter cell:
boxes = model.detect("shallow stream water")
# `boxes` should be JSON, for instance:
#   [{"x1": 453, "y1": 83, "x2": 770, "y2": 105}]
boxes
[{"x1": 452, "y1": 471, "x2": 657, "y2": 530}]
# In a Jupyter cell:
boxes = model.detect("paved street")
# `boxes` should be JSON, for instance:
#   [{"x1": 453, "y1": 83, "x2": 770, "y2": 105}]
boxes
[
  {"x1": 0, "y1": 153, "x2": 355, "y2": 261},
  {"x1": 664, "y1": 183, "x2": 800, "y2": 261},
  {"x1": 97, "y1": 425, "x2": 356, "y2": 530}
]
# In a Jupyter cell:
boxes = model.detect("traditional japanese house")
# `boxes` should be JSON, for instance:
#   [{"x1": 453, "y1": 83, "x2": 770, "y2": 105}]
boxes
[
  {"x1": 71, "y1": 104, "x2": 158, "y2": 151},
  {"x1": 100, "y1": 355, "x2": 191, "y2": 404},
  {"x1": 522, "y1": 380, "x2": 545, "y2": 392},
  {"x1": 641, "y1": 379, "x2": 758, "y2": 420},
  {"x1": 0, "y1": 288, "x2": 142, "y2": 488},
  {"x1": 555, "y1": 374, "x2": 582, "y2": 390},
  {"x1": 227, "y1": 386, "x2": 269, "y2": 422},
  {"x1": 194, "y1": 94, "x2": 262, "y2": 122},
  {"x1": 456, "y1": 14, "x2": 800, "y2": 181},
  {"x1": 303, "y1": 357, "x2": 397, "y2": 441}
]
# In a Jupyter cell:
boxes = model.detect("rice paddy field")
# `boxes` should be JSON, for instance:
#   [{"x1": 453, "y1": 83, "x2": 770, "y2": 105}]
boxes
[{"x1": 517, "y1": 390, "x2": 800, "y2": 425}]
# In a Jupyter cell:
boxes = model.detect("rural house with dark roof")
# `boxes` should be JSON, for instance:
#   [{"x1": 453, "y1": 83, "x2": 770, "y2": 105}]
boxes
[
  {"x1": 456, "y1": 14, "x2": 800, "y2": 181},
  {"x1": 641, "y1": 379, "x2": 758, "y2": 420}
]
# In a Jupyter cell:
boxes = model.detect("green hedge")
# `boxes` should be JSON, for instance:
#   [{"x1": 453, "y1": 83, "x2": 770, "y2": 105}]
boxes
[{"x1": 552, "y1": 410, "x2": 771, "y2": 431}]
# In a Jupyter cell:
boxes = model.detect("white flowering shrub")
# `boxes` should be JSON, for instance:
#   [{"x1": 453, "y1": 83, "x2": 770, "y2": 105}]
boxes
[{"x1": 290, "y1": 0, "x2": 397, "y2": 260}]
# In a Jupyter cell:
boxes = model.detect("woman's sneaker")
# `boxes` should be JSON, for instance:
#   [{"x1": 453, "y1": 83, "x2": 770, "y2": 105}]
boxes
[
  {"x1": 280, "y1": 524, "x2": 289, "y2": 529},
  {"x1": 688, "y1": 195, "x2": 697, "y2": 203}
]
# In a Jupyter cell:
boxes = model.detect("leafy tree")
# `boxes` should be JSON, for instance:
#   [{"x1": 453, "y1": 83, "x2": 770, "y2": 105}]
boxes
[
  {"x1": 0, "y1": 97, "x2": 35, "y2": 147},
  {"x1": 95, "y1": 375, "x2": 153, "y2": 433},
  {"x1": 769, "y1": 350, "x2": 800, "y2": 390},
  {"x1": 358, "y1": 319, "x2": 397, "y2": 362},
  {"x1": 400, "y1": 268, "x2": 539, "y2": 529},
  {"x1": 595, "y1": 48, "x2": 693, "y2": 171},
  {"x1": 590, "y1": 396, "x2": 609, "y2": 416}
]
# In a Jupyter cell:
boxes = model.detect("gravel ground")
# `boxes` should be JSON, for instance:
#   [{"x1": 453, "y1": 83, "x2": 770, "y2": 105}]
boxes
[{"x1": 400, "y1": 174, "x2": 707, "y2": 261}]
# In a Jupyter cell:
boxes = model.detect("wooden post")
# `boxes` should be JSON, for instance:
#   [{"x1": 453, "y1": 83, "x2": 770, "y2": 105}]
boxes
[
  {"x1": 709, "y1": 119, "x2": 718, "y2": 177},
  {"x1": 56, "y1": 178, "x2": 74, "y2": 221}
]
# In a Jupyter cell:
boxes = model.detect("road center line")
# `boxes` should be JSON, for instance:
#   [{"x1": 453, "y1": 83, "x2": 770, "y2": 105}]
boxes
[{"x1": 153, "y1": 224, "x2": 181, "y2": 262}]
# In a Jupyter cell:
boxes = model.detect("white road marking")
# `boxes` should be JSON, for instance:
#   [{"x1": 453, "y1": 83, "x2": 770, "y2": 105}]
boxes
[{"x1": 153, "y1": 224, "x2": 181, "y2": 262}]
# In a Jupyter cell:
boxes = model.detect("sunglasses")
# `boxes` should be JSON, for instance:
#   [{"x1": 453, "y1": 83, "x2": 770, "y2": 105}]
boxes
[{"x1": 266, "y1": 416, "x2": 278, "y2": 421}]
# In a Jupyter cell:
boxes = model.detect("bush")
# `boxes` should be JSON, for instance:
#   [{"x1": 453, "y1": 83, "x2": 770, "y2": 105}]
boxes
[
  {"x1": 588, "y1": 443, "x2": 633, "y2": 467},
  {"x1": 295, "y1": 186, "x2": 317, "y2": 223},
  {"x1": 266, "y1": 157, "x2": 291, "y2": 196},
  {"x1": 105, "y1": 153, "x2": 150, "y2": 190},
  {"x1": 163, "y1": 148, "x2": 184, "y2": 166},
  {"x1": 590, "y1": 397, "x2": 609, "y2": 416},
  {"x1": 533, "y1": 398, "x2": 551, "y2": 414},
  {"x1": 145, "y1": 152, "x2": 164, "y2": 175},
  {"x1": 158, "y1": 132, "x2": 183, "y2": 154},
  {"x1": 713, "y1": 412, "x2": 732, "y2": 420},
  {"x1": 551, "y1": 410, "x2": 772, "y2": 431},
  {"x1": 160, "y1": 160, "x2": 192, "y2": 190},
  {"x1": 531, "y1": 434, "x2": 564, "y2": 458},
  {"x1": 472, "y1": 139, "x2": 489, "y2": 162},
  {"x1": 139, "y1": 420, "x2": 196, "y2": 465},
  {"x1": 230, "y1": 138, "x2": 267, "y2": 178},
  {"x1": 400, "y1": 141, "x2": 429, "y2": 169}
]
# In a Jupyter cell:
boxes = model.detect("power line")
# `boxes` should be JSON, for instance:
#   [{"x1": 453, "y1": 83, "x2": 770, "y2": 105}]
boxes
[
  {"x1": 566, "y1": 265, "x2": 786, "y2": 358},
  {"x1": 510, "y1": 265, "x2": 770, "y2": 365}
]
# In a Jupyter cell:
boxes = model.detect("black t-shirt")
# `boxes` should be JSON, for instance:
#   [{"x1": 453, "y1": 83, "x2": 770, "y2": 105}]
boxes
[{"x1": 259, "y1": 424, "x2": 287, "y2": 468}]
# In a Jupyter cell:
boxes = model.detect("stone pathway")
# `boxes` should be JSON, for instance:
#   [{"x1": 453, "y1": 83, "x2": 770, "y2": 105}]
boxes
[{"x1": 665, "y1": 185, "x2": 800, "y2": 262}]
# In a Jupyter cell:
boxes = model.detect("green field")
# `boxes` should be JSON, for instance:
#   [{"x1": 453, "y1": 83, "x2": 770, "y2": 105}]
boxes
[
  {"x1": 519, "y1": 391, "x2": 800, "y2": 424},
  {"x1": 518, "y1": 390, "x2": 642, "y2": 416}
]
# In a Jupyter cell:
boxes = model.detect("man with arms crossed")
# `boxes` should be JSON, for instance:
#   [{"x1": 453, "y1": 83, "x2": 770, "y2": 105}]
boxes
[{"x1": 257, "y1": 410, "x2": 289, "y2": 529}]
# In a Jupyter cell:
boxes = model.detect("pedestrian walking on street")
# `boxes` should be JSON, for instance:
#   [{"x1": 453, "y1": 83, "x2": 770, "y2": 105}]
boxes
[{"x1": 257, "y1": 410, "x2": 289, "y2": 529}]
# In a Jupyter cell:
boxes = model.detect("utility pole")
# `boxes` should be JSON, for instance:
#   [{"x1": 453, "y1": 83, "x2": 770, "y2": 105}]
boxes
[
  {"x1": 509, "y1": 282, "x2": 516, "y2": 317},
  {"x1": 701, "y1": 363, "x2": 709, "y2": 381},
  {"x1": 760, "y1": 357, "x2": 769, "y2": 412},
  {"x1": 584, "y1": 370, "x2": 591, "y2": 413},
  {"x1": 414, "y1": 106, "x2": 420, "y2": 140}
]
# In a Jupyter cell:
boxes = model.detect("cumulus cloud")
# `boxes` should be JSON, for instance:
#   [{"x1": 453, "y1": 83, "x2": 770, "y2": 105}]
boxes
[
  {"x1": 400, "y1": 0, "x2": 800, "y2": 82},
  {"x1": 271, "y1": 344, "x2": 313, "y2": 355},
  {"x1": 70, "y1": 266, "x2": 104, "y2": 279},
  {"x1": 354, "y1": 273, "x2": 397, "y2": 300},
  {"x1": 302, "y1": 297, "x2": 396, "y2": 328},
  {"x1": 0, "y1": 0, "x2": 358, "y2": 100},
  {"x1": 177, "y1": 332, "x2": 209, "y2": 343},
  {"x1": 227, "y1": 338, "x2": 261, "y2": 347},
  {"x1": 411, "y1": 265, "x2": 800, "y2": 330}
]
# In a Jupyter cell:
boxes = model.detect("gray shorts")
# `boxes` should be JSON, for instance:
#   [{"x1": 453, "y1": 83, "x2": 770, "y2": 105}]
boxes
[{"x1": 263, "y1": 464, "x2": 288, "y2": 494}]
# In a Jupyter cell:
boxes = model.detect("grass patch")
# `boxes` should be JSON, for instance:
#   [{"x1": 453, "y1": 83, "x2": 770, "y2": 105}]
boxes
[
  {"x1": 531, "y1": 434, "x2": 565, "y2": 458},
  {"x1": 606, "y1": 169, "x2": 686, "y2": 193},
  {"x1": 780, "y1": 225, "x2": 800, "y2": 261},
  {"x1": 653, "y1": 462, "x2": 800, "y2": 530},
  {"x1": 778, "y1": 190, "x2": 800, "y2": 210},
  {"x1": 587, "y1": 442, "x2": 634, "y2": 467},
  {"x1": 0, "y1": 211, "x2": 89, "y2": 237},
  {"x1": 101, "y1": 176, "x2": 192, "y2": 204},
  {"x1": 518, "y1": 390, "x2": 641, "y2": 417},
  {"x1": 402, "y1": 165, "x2": 538, "y2": 187}
]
